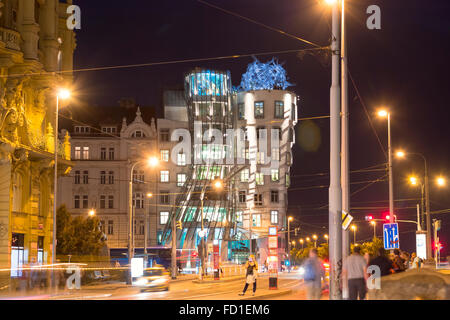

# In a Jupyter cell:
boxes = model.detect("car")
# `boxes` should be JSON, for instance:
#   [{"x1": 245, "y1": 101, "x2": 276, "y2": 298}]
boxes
[{"x1": 133, "y1": 267, "x2": 170, "y2": 292}]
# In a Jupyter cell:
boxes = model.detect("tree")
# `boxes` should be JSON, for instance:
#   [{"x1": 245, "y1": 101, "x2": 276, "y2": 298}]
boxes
[
  {"x1": 56, "y1": 205, "x2": 106, "y2": 256},
  {"x1": 350, "y1": 237, "x2": 384, "y2": 257}
]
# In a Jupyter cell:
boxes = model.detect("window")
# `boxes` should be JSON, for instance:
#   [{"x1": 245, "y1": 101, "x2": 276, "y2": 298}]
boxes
[
  {"x1": 100, "y1": 195, "x2": 106, "y2": 209},
  {"x1": 254, "y1": 194, "x2": 263, "y2": 206},
  {"x1": 83, "y1": 171, "x2": 89, "y2": 184},
  {"x1": 252, "y1": 214, "x2": 261, "y2": 227},
  {"x1": 271, "y1": 169, "x2": 280, "y2": 182},
  {"x1": 160, "y1": 171, "x2": 169, "y2": 183},
  {"x1": 132, "y1": 130, "x2": 145, "y2": 138},
  {"x1": 240, "y1": 169, "x2": 249, "y2": 182},
  {"x1": 271, "y1": 190, "x2": 279, "y2": 203},
  {"x1": 74, "y1": 126, "x2": 90, "y2": 133},
  {"x1": 100, "y1": 171, "x2": 106, "y2": 184},
  {"x1": 82, "y1": 195, "x2": 88, "y2": 209},
  {"x1": 254, "y1": 101, "x2": 264, "y2": 118},
  {"x1": 107, "y1": 220, "x2": 114, "y2": 235},
  {"x1": 275, "y1": 101, "x2": 284, "y2": 118},
  {"x1": 236, "y1": 211, "x2": 243, "y2": 223},
  {"x1": 108, "y1": 195, "x2": 114, "y2": 209},
  {"x1": 109, "y1": 148, "x2": 115, "y2": 160},
  {"x1": 100, "y1": 148, "x2": 107, "y2": 160},
  {"x1": 133, "y1": 170, "x2": 145, "y2": 183},
  {"x1": 160, "y1": 191, "x2": 169, "y2": 204},
  {"x1": 133, "y1": 193, "x2": 144, "y2": 209},
  {"x1": 291, "y1": 103, "x2": 296, "y2": 121},
  {"x1": 100, "y1": 221, "x2": 105, "y2": 234},
  {"x1": 273, "y1": 127, "x2": 282, "y2": 140},
  {"x1": 74, "y1": 147, "x2": 81, "y2": 160},
  {"x1": 256, "y1": 173, "x2": 264, "y2": 185},
  {"x1": 74, "y1": 195, "x2": 80, "y2": 209},
  {"x1": 238, "y1": 103, "x2": 245, "y2": 120},
  {"x1": 272, "y1": 148, "x2": 280, "y2": 161},
  {"x1": 82, "y1": 147, "x2": 89, "y2": 160},
  {"x1": 108, "y1": 171, "x2": 114, "y2": 184},
  {"x1": 102, "y1": 127, "x2": 116, "y2": 134},
  {"x1": 160, "y1": 212, "x2": 169, "y2": 225},
  {"x1": 257, "y1": 151, "x2": 265, "y2": 164},
  {"x1": 139, "y1": 220, "x2": 145, "y2": 235},
  {"x1": 177, "y1": 173, "x2": 187, "y2": 187},
  {"x1": 271, "y1": 210, "x2": 279, "y2": 224},
  {"x1": 74, "y1": 171, "x2": 80, "y2": 184},
  {"x1": 160, "y1": 150, "x2": 169, "y2": 162},
  {"x1": 238, "y1": 191, "x2": 246, "y2": 203},
  {"x1": 160, "y1": 129, "x2": 170, "y2": 142},
  {"x1": 177, "y1": 153, "x2": 186, "y2": 166},
  {"x1": 256, "y1": 127, "x2": 266, "y2": 140}
]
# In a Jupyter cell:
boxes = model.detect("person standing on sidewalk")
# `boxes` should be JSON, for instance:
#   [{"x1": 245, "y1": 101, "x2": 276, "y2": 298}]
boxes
[
  {"x1": 302, "y1": 249, "x2": 324, "y2": 300},
  {"x1": 342, "y1": 246, "x2": 368, "y2": 300},
  {"x1": 238, "y1": 254, "x2": 258, "y2": 296}
]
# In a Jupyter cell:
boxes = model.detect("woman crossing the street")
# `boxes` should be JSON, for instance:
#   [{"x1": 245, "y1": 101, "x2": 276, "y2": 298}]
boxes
[{"x1": 239, "y1": 254, "x2": 258, "y2": 296}]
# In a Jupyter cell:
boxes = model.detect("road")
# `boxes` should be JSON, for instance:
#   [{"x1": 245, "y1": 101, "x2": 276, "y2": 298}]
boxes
[{"x1": 1, "y1": 274, "x2": 303, "y2": 300}]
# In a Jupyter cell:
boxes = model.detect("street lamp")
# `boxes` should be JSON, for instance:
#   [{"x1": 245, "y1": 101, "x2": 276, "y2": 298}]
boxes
[
  {"x1": 88, "y1": 209, "x2": 96, "y2": 217},
  {"x1": 287, "y1": 216, "x2": 293, "y2": 267},
  {"x1": 370, "y1": 221, "x2": 376, "y2": 238},
  {"x1": 436, "y1": 176, "x2": 446, "y2": 187},
  {"x1": 378, "y1": 109, "x2": 395, "y2": 228},
  {"x1": 52, "y1": 88, "x2": 71, "y2": 265},
  {"x1": 324, "y1": 234, "x2": 329, "y2": 245},
  {"x1": 128, "y1": 156, "x2": 158, "y2": 284},
  {"x1": 299, "y1": 239, "x2": 304, "y2": 249},
  {"x1": 306, "y1": 237, "x2": 311, "y2": 243},
  {"x1": 350, "y1": 225, "x2": 357, "y2": 245},
  {"x1": 312, "y1": 234, "x2": 318, "y2": 248}
]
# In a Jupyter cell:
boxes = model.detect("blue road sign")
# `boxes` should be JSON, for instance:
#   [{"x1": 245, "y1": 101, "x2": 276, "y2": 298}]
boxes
[{"x1": 383, "y1": 223, "x2": 400, "y2": 249}]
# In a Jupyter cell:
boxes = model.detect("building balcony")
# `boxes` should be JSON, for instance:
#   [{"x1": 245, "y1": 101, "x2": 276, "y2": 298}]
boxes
[{"x1": 0, "y1": 27, "x2": 22, "y2": 51}]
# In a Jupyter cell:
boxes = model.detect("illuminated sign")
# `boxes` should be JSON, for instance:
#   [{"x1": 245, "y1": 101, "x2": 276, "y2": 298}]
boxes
[
  {"x1": 416, "y1": 232, "x2": 427, "y2": 260},
  {"x1": 268, "y1": 226, "x2": 277, "y2": 236},
  {"x1": 131, "y1": 258, "x2": 144, "y2": 278}
]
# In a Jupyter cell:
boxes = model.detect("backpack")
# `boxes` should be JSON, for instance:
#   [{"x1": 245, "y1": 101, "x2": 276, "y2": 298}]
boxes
[{"x1": 303, "y1": 259, "x2": 317, "y2": 281}]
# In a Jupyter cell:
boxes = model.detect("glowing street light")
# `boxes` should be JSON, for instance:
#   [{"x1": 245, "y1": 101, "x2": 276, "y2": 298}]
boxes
[
  {"x1": 396, "y1": 150, "x2": 405, "y2": 158},
  {"x1": 299, "y1": 238, "x2": 304, "y2": 249},
  {"x1": 409, "y1": 176, "x2": 418, "y2": 186},
  {"x1": 377, "y1": 109, "x2": 388, "y2": 118},
  {"x1": 324, "y1": 234, "x2": 329, "y2": 245},
  {"x1": 312, "y1": 234, "x2": 318, "y2": 248},
  {"x1": 437, "y1": 176, "x2": 446, "y2": 187},
  {"x1": 324, "y1": 0, "x2": 337, "y2": 5},
  {"x1": 146, "y1": 193, "x2": 153, "y2": 198},
  {"x1": 370, "y1": 221, "x2": 376, "y2": 238},
  {"x1": 148, "y1": 156, "x2": 159, "y2": 167},
  {"x1": 351, "y1": 225, "x2": 357, "y2": 245},
  {"x1": 88, "y1": 209, "x2": 96, "y2": 217},
  {"x1": 306, "y1": 237, "x2": 311, "y2": 242},
  {"x1": 213, "y1": 179, "x2": 223, "y2": 190}
]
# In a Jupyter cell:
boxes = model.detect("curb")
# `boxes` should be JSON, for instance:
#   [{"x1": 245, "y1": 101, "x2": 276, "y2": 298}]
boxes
[
  {"x1": 240, "y1": 289, "x2": 292, "y2": 300},
  {"x1": 192, "y1": 276, "x2": 245, "y2": 284}
]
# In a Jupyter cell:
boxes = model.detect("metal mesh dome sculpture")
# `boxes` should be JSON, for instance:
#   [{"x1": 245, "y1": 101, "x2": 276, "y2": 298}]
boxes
[{"x1": 239, "y1": 57, "x2": 293, "y2": 91}]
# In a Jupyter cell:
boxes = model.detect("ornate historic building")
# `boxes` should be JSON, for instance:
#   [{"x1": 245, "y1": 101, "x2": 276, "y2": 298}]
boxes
[{"x1": 0, "y1": 0, "x2": 75, "y2": 279}]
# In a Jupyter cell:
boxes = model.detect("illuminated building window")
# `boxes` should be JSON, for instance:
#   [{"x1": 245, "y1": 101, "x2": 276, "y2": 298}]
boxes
[
  {"x1": 177, "y1": 153, "x2": 186, "y2": 166},
  {"x1": 256, "y1": 173, "x2": 264, "y2": 185},
  {"x1": 272, "y1": 148, "x2": 280, "y2": 161},
  {"x1": 257, "y1": 151, "x2": 265, "y2": 164},
  {"x1": 254, "y1": 101, "x2": 264, "y2": 118},
  {"x1": 160, "y1": 171, "x2": 169, "y2": 182},
  {"x1": 271, "y1": 169, "x2": 280, "y2": 182},
  {"x1": 160, "y1": 149, "x2": 169, "y2": 162},
  {"x1": 271, "y1": 190, "x2": 279, "y2": 203},
  {"x1": 272, "y1": 127, "x2": 282, "y2": 140},
  {"x1": 177, "y1": 173, "x2": 187, "y2": 187},
  {"x1": 257, "y1": 127, "x2": 266, "y2": 140},
  {"x1": 160, "y1": 212, "x2": 169, "y2": 225},
  {"x1": 238, "y1": 103, "x2": 245, "y2": 120},
  {"x1": 240, "y1": 169, "x2": 249, "y2": 182},
  {"x1": 236, "y1": 211, "x2": 243, "y2": 223},
  {"x1": 271, "y1": 210, "x2": 279, "y2": 224},
  {"x1": 252, "y1": 214, "x2": 261, "y2": 227},
  {"x1": 82, "y1": 146, "x2": 89, "y2": 160},
  {"x1": 74, "y1": 146, "x2": 81, "y2": 159},
  {"x1": 275, "y1": 101, "x2": 284, "y2": 118}
]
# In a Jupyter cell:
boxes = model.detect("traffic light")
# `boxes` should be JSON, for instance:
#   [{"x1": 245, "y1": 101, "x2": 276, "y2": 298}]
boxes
[
  {"x1": 176, "y1": 220, "x2": 182, "y2": 230},
  {"x1": 365, "y1": 215, "x2": 373, "y2": 221}
]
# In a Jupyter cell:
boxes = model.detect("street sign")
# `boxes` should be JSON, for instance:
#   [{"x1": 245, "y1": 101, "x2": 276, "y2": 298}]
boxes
[
  {"x1": 383, "y1": 223, "x2": 400, "y2": 250},
  {"x1": 268, "y1": 226, "x2": 278, "y2": 290},
  {"x1": 213, "y1": 244, "x2": 220, "y2": 280},
  {"x1": 342, "y1": 211, "x2": 353, "y2": 230},
  {"x1": 416, "y1": 231, "x2": 427, "y2": 260}
]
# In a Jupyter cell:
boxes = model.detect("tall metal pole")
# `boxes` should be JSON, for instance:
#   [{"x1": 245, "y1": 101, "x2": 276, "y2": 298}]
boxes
[
  {"x1": 52, "y1": 95, "x2": 59, "y2": 265},
  {"x1": 329, "y1": 1, "x2": 342, "y2": 300},
  {"x1": 171, "y1": 216, "x2": 177, "y2": 279},
  {"x1": 128, "y1": 162, "x2": 137, "y2": 284},
  {"x1": 423, "y1": 158, "x2": 432, "y2": 260},
  {"x1": 388, "y1": 113, "x2": 394, "y2": 225},
  {"x1": 416, "y1": 204, "x2": 422, "y2": 231},
  {"x1": 340, "y1": 0, "x2": 350, "y2": 300},
  {"x1": 287, "y1": 219, "x2": 291, "y2": 264},
  {"x1": 199, "y1": 197, "x2": 204, "y2": 280}
]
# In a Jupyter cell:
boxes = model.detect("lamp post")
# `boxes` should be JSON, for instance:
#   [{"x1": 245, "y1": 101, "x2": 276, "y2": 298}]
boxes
[
  {"x1": 300, "y1": 239, "x2": 304, "y2": 249},
  {"x1": 351, "y1": 225, "x2": 357, "y2": 245},
  {"x1": 287, "y1": 217, "x2": 293, "y2": 266},
  {"x1": 312, "y1": 234, "x2": 318, "y2": 248},
  {"x1": 370, "y1": 221, "x2": 376, "y2": 238},
  {"x1": 52, "y1": 89, "x2": 70, "y2": 266},
  {"x1": 324, "y1": 234, "x2": 329, "y2": 245}
]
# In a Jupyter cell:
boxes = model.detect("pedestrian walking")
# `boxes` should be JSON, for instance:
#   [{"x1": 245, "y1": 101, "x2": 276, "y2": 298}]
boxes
[
  {"x1": 410, "y1": 252, "x2": 421, "y2": 269},
  {"x1": 302, "y1": 249, "x2": 324, "y2": 300},
  {"x1": 238, "y1": 255, "x2": 258, "y2": 296},
  {"x1": 392, "y1": 249, "x2": 405, "y2": 273},
  {"x1": 368, "y1": 248, "x2": 394, "y2": 276},
  {"x1": 342, "y1": 246, "x2": 368, "y2": 300}
]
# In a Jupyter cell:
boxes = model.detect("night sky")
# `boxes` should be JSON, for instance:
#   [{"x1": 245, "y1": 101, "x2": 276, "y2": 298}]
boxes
[{"x1": 71, "y1": 0, "x2": 450, "y2": 256}]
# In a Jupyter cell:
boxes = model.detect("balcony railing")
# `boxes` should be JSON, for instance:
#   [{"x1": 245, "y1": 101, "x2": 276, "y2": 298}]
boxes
[{"x1": 0, "y1": 27, "x2": 21, "y2": 51}]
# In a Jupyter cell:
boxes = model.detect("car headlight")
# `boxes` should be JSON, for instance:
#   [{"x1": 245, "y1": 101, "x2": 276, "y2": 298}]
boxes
[
  {"x1": 134, "y1": 278, "x2": 148, "y2": 286},
  {"x1": 151, "y1": 277, "x2": 169, "y2": 285},
  {"x1": 298, "y1": 267, "x2": 305, "y2": 275}
]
